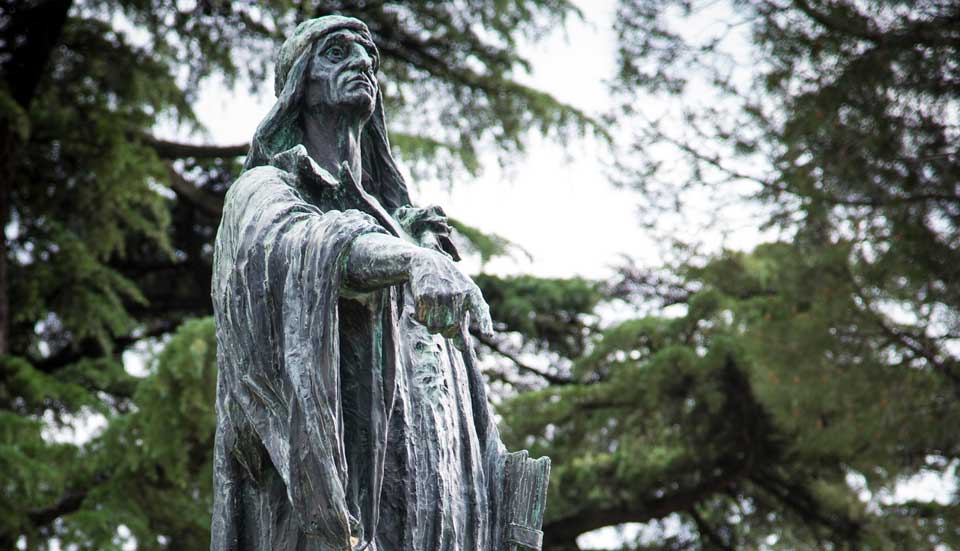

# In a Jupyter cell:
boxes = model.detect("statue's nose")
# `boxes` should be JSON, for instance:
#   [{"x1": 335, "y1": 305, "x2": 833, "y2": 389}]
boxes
[{"x1": 348, "y1": 43, "x2": 373, "y2": 71}]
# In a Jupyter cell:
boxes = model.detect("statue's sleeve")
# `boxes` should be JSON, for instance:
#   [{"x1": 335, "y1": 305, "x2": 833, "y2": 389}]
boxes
[{"x1": 212, "y1": 166, "x2": 385, "y2": 550}]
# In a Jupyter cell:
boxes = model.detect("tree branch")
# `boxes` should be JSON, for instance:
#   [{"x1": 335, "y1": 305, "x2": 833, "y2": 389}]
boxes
[
  {"x1": 749, "y1": 472, "x2": 860, "y2": 541},
  {"x1": 688, "y1": 507, "x2": 736, "y2": 551},
  {"x1": 845, "y1": 270, "x2": 960, "y2": 390},
  {"x1": 473, "y1": 331, "x2": 573, "y2": 385},
  {"x1": 163, "y1": 162, "x2": 224, "y2": 218},
  {"x1": 27, "y1": 490, "x2": 87, "y2": 528},
  {"x1": 34, "y1": 320, "x2": 178, "y2": 374},
  {"x1": 791, "y1": 0, "x2": 884, "y2": 43},
  {"x1": 142, "y1": 134, "x2": 248, "y2": 159},
  {"x1": 542, "y1": 470, "x2": 737, "y2": 546},
  {"x1": 793, "y1": 0, "x2": 960, "y2": 47}
]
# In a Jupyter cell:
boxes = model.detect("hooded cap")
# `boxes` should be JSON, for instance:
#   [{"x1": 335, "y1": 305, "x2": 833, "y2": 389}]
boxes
[
  {"x1": 244, "y1": 15, "x2": 410, "y2": 211},
  {"x1": 273, "y1": 16, "x2": 378, "y2": 97}
]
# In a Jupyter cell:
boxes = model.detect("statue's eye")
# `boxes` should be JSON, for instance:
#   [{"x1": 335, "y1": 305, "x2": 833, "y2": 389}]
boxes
[{"x1": 325, "y1": 46, "x2": 344, "y2": 61}]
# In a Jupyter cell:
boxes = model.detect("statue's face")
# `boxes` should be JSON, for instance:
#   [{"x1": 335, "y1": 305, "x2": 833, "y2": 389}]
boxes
[{"x1": 305, "y1": 29, "x2": 380, "y2": 119}]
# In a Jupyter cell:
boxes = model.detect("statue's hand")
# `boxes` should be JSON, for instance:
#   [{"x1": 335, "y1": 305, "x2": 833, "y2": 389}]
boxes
[
  {"x1": 394, "y1": 205, "x2": 461, "y2": 261},
  {"x1": 408, "y1": 249, "x2": 493, "y2": 338}
]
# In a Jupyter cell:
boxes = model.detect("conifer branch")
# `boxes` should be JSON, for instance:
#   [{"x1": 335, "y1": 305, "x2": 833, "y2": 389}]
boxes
[
  {"x1": 688, "y1": 507, "x2": 736, "y2": 551},
  {"x1": 163, "y1": 162, "x2": 225, "y2": 218},
  {"x1": 142, "y1": 134, "x2": 249, "y2": 160},
  {"x1": 542, "y1": 470, "x2": 737, "y2": 547},
  {"x1": 473, "y1": 331, "x2": 573, "y2": 385},
  {"x1": 27, "y1": 490, "x2": 87, "y2": 528}
]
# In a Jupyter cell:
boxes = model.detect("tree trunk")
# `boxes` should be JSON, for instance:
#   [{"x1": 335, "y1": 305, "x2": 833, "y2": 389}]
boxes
[
  {"x1": 0, "y1": 0, "x2": 74, "y2": 354},
  {"x1": 0, "y1": 124, "x2": 12, "y2": 354}
]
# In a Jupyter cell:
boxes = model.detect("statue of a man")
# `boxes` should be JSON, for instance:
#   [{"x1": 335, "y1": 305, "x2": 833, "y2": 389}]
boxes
[{"x1": 211, "y1": 16, "x2": 549, "y2": 551}]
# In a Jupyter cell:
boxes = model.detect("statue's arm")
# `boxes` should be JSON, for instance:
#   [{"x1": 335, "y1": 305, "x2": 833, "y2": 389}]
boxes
[
  {"x1": 344, "y1": 233, "x2": 418, "y2": 291},
  {"x1": 344, "y1": 233, "x2": 494, "y2": 336}
]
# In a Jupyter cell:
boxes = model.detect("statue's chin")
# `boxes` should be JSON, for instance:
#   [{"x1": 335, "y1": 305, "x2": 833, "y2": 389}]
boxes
[{"x1": 339, "y1": 92, "x2": 376, "y2": 121}]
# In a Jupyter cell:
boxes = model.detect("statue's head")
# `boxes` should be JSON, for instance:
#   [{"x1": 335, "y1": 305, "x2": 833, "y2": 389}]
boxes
[
  {"x1": 304, "y1": 27, "x2": 380, "y2": 120},
  {"x1": 274, "y1": 16, "x2": 380, "y2": 120},
  {"x1": 246, "y1": 16, "x2": 410, "y2": 209}
]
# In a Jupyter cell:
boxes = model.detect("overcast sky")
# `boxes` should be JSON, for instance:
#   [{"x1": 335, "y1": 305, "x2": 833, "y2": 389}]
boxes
[
  {"x1": 159, "y1": 1, "x2": 955, "y2": 546},
  {"x1": 167, "y1": 5, "x2": 669, "y2": 546},
  {"x1": 183, "y1": 0, "x2": 670, "y2": 281},
  {"x1": 181, "y1": 0, "x2": 782, "y2": 285}
]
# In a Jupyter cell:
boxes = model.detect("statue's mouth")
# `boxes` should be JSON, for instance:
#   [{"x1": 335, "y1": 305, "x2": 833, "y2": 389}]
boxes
[{"x1": 347, "y1": 73, "x2": 374, "y2": 90}]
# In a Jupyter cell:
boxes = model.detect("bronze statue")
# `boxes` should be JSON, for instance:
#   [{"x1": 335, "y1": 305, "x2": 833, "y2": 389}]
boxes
[{"x1": 211, "y1": 16, "x2": 549, "y2": 551}]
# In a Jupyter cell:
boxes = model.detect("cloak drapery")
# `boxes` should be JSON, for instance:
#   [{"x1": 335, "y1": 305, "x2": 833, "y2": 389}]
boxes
[{"x1": 210, "y1": 16, "x2": 549, "y2": 551}]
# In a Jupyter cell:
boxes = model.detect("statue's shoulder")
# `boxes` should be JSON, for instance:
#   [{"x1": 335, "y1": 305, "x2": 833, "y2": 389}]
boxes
[
  {"x1": 228, "y1": 145, "x2": 337, "y2": 203},
  {"x1": 232, "y1": 164, "x2": 294, "y2": 191},
  {"x1": 224, "y1": 164, "x2": 298, "y2": 211}
]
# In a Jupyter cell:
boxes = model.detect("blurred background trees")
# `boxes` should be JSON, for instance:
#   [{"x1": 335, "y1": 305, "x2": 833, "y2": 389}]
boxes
[{"x1": 2, "y1": 0, "x2": 958, "y2": 550}]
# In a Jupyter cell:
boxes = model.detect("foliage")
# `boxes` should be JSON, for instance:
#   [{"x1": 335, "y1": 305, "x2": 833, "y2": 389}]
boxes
[
  {"x1": 449, "y1": 217, "x2": 524, "y2": 266},
  {"x1": 549, "y1": 0, "x2": 960, "y2": 548},
  {"x1": 2, "y1": 319, "x2": 217, "y2": 550},
  {"x1": 501, "y1": 242, "x2": 960, "y2": 549},
  {"x1": 4, "y1": 0, "x2": 959, "y2": 550},
  {"x1": 0, "y1": 1, "x2": 592, "y2": 548},
  {"x1": 477, "y1": 273, "x2": 601, "y2": 359}
]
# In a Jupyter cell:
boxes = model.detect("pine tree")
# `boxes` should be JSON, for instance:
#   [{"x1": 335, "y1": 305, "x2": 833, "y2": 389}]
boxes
[
  {"x1": 8, "y1": 1, "x2": 957, "y2": 549},
  {"x1": 497, "y1": 0, "x2": 959, "y2": 548},
  {"x1": 0, "y1": 1, "x2": 592, "y2": 548}
]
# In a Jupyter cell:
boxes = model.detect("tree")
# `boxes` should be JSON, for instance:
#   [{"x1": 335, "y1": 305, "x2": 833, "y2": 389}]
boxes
[
  {"x1": 489, "y1": 0, "x2": 960, "y2": 548},
  {"x1": 1, "y1": 1, "x2": 593, "y2": 548},
  {"x1": 9, "y1": 0, "x2": 958, "y2": 549},
  {"x1": 501, "y1": 241, "x2": 960, "y2": 549}
]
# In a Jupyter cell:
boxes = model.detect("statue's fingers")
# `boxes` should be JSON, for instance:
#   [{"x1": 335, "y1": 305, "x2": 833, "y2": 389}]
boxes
[
  {"x1": 440, "y1": 293, "x2": 466, "y2": 339},
  {"x1": 441, "y1": 324, "x2": 462, "y2": 341},
  {"x1": 450, "y1": 317, "x2": 468, "y2": 351},
  {"x1": 415, "y1": 294, "x2": 443, "y2": 333},
  {"x1": 425, "y1": 301, "x2": 446, "y2": 334},
  {"x1": 413, "y1": 294, "x2": 431, "y2": 326},
  {"x1": 417, "y1": 293, "x2": 454, "y2": 335},
  {"x1": 438, "y1": 235, "x2": 461, "y2": 262},
  {"x1": 467, "y1": 290, "x2": 494, "y2": 337}
]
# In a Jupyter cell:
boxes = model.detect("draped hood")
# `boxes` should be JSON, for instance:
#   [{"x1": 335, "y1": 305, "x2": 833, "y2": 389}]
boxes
[{"x1": 244, "y1": 16, "x2": 411, "y2": 212}]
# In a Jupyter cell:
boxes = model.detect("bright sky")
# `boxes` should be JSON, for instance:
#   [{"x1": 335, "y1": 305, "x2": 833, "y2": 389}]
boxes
[
  {"x1": 155, "y1": 0, "x2": 954, "y2": 547},
  {"x1": 27, "y1": 3, "x2": 953, "y2": 550},
  {"x1": 186, "y1": 0, "x2": 660, "y2": 281},
  {"x1": 162, "y1": 5, "x2": 669, "y2": 547}
]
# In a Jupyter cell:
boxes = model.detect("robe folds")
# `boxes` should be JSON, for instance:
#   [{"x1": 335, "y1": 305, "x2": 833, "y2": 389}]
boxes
[{"x1": 210, "y1": 146, "x2": 548, "y2": 551}]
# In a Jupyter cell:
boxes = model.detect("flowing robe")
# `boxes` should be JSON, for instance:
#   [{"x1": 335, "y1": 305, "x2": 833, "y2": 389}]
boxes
[{"x1": 210, "y1": 147, "x2": 547, "y2": 551}]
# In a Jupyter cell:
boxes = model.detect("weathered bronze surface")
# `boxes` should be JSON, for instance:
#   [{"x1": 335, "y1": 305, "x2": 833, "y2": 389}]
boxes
[{"x1": 210, "y1": 16, "x2": 549, "y2": 551}]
